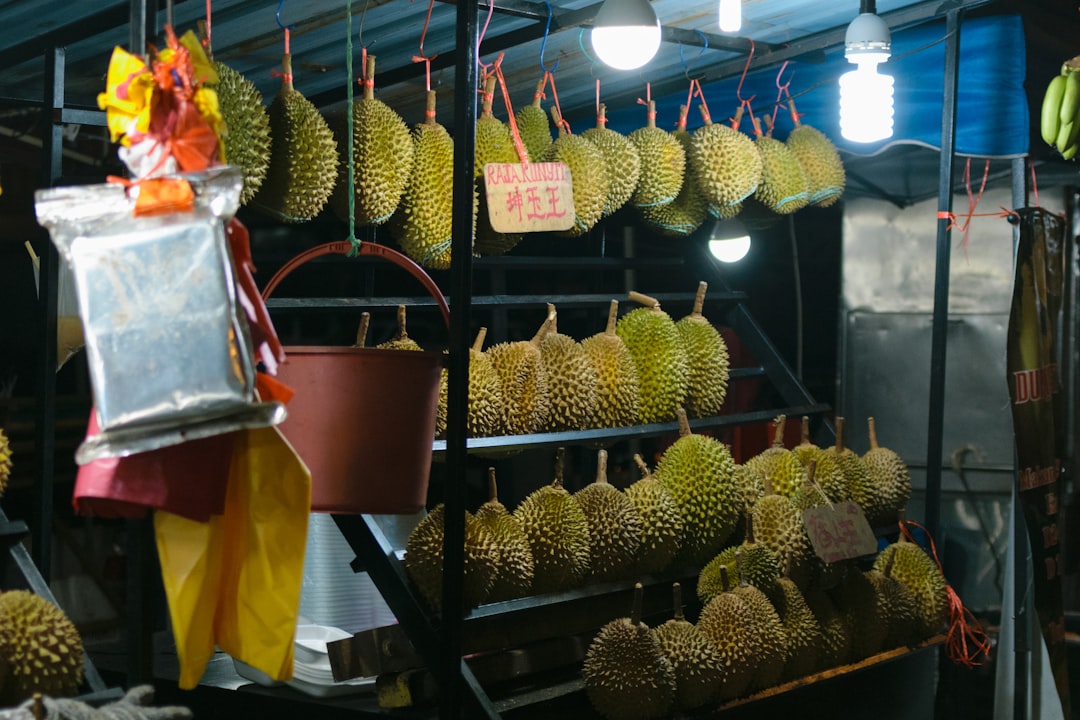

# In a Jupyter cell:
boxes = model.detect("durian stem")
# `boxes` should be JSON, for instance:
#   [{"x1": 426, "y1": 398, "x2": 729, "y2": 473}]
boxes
[
  {"x1": 633, "y1": 453, "x2": 651, "y2": 478},
  {"x1": 473, "y1": 327, "x2": 488, "y2": 353},
  {"x1": 546, "y1": 303, "x2": 558, "y2": 335},
  {"x1": 771, "y1": 415, "x2": 786, "y2": 449},
  {"x1": 692, "y1": 281, "x2": 708, "y2": 317},
  {"x1": 734, "y1": 548, "x2": 747, "y2": 586},
  {"x1": 732, "y1": 105, "x2": 744, "y2": 129},
  {"x1": 675, "y1": 408, "x2": 692, "y2": 438},
  {"x1": 645, "y1": 100, "x2": 657, "y2": 129},
  {"x1": 677, "y1": 104, "x2": 689, "y2": 132},
  {"x1": 834, "y1": 417, "x2": 846, "y2": 453},
  {"x1": 788, "y1": 98, "x2": 801, "y2": 127},
  {"x1": 762, "y1": 474, "x2": 775, "y2": 496},
  {"x1": 354, "y1": 312, "x2": 371, "y2": 347},
  {"x1": 883, "y1": 548, "x2": 897, "y2": 578},
  {"x1": 596, "y1": 448, "x2": 608, "y2": 484},
  {"x1": 280, "y1": 54, "x2": 294, "y2": 91},
  {"x1": 531, "y1": 77, "x2": 546, "y2": 108},
  {"x1": 487, "y1": 467, "x2": 499, "y2": 503},
  {"x1": 868, "y1": 416, "x2": 880, "y2": 450},
  {"x1": 801, "y1": 416, "x2": 811, "y2": 446},
  {"x1": 763, "y1": 112, "x2": 775, "y2": 137},
  {"x1": 597, "y1": 103, "x2": 608, "y2": 128},
  {"x1": 424, "y1": 90, "x2": 437, "y2": 125},
  {"x1": 672, "y1": 582, "x2": 685, "y2": 621},
  {"x1": 364, "y1": 55, "x2": 376, "y2": 101},
  {"x1": 806, "y1": 459, "x2": 817, "y2": 485},
  {"x1": 745, "y1": 511, "x2": 756, "y2": 545},
  {"x1": 718, "y1": 565, "x2": 732, "y2": 593},
  {"x1": 531, "y1": 308, "x2": 555, "y2": 344},
  {"x1": 553, "y1": 447, "x2": 565, "y2": 488},
  {"x1": 482, "y1": 75, "x2": 497, "y2": 115},
  {"x1": 631, "y1": 582, "x2": 645, "y2": 626},
  {"x1": 395, "y1": 304, "x2": 409, "y2": 339},
  {"x1": 627, "y1": 291, "x2": 660, "y2": 309},
  {"x1": 604, "y1": 299, "x2": 619, "y2": 335}
]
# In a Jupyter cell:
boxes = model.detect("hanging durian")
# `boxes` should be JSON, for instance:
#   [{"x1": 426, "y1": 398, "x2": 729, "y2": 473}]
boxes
[
  {"x1": 653, "y1": 582, "x2": 724, "y2": 711},
  {"x1": 615, "y1": 292, "x2": 688, "y2": 424},
  {"x1": 539, "y1": 304, "x2": 599, "y2": 432},
  {"x1": 791, "y1": 416, "x2": 848, "y2": 503},
  {"x1": 475, "y1": 75, "x2": 524, "y2": 256},
  {"x1": 690, "y1": 105, "x2": 762, "y2": 213},
  {"x1": 696, "y1": 565, "x2": 761, "y2": 701},
  {"x1": 573, "y1": 449, "x2": 643, "y2": 582},
  {"x1": 676, "y1": 281, "x2": 731, "y2": 418},
  {"x1": 581, "y1": 300, "x2": 640, "y2": 428},
  {"x1": 514, "y1": 448, "x2": 591, "y2": 593},
  {"x1": 744, "y1": 415, "x2": 807, "y2": 498},
  {"x1": 475, "y1": 468, "x2": 535, "y2": 601},
  {"x1": 751, "y1": 114, "x2": 809, "y2": 215},
  {"x1": 542, "y1": 107, "x2": 608, "y2": 237},
  {"x1": 583, "y1": 583, "x2": 676, "y2": 720},
  {"x1": 0, "y1": 427, "x2": 11, "y2": 498},
  {"x1": 212, "y1": 61, "x2": 271, "y2": 205},
  {"x1": 0, "y1": 590, "x2": 84, "y2": 705},
  {"x1": 486, "y1": 309, "x2": 553, "y2": 435},
  {"x1": 332, "y1": 54, "x2": 413, "y2": 226},
  {"x1": 403, "y1": 504, "x2": 499, "y2": 613},
  {"x1": 251, "y1": 54, "x2": 338, "y2": 222},
  {"x1": 515, "y1": 77, "x2": 552, "y2": 162},
  {"x1": 655, "y1": 408, "x2": 740, "y2": 567},
  {"x1": 581, "y1": 103, "x2": 641, "y2": 217},
  {"x1": 785, "y1": 104, "x2": 845, "y2": 207},
  {"x1": 392, "y1": 91, "x2": 458, "y2": 270},
  {"x1": 626, "y1": 453, "x2": 683, "y2": 575},
  {"x1": 640, "y1": 106, "x2": 708, "y2": 237},
  {"x1": 436, "y1": 327, "x2": 506, "y2": 439},
  {"x1": 628, "y1": 100, "x2": 685, "y2": 208},
  {"x1": 862, "y1": 416, "x2": 912, "y2": 526}
]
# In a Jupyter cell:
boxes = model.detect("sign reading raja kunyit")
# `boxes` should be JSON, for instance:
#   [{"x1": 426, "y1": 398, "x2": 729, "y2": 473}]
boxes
[
  {"x1": 1006, "y1": 207, "x2": 1071, "y2": 719},
  {"x1": 484, "y1": 162, "x2": 576, "y2": 234}
]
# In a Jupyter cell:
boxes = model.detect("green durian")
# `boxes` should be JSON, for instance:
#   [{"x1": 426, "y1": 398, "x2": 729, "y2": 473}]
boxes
[
  {"x1": 628, "y1": 100, "x2": 685, "y2": 208},
  {"x1": 615, "y1": 292, "x2": 688, "y2": 424}
]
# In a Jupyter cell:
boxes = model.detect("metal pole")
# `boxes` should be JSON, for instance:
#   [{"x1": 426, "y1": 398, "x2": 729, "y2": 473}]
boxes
[
  {"x1": 444, "y1": 0, "x2": 481, "y2": 715},
  {"x1": 1011, "y1": 156, "x2": 1030, "y2": 720},
  {"x1": 923, "y1": 8, "x2": 962, "y2": 544}
]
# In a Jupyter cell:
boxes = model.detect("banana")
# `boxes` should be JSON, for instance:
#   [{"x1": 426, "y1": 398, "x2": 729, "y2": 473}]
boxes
[
  {"x1": 1042, "y1": 74, "x2": 1066, "y2": 145},
  {"x1": 1062, "y1": 143, "x2": 1078, "y2": 161},
  {"x1": 1059, "y1": 71, "x2": 1080, "y2": 125},
  {"x1": 1056, "y1": 119, "x2": 1076, "y2": 152}
]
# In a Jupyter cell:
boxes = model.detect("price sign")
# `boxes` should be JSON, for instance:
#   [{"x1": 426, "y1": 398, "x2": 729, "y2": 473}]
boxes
[
  {"x1": 483, "y1": 162, "x2": 576, "y2": 234},
  {"x1": 802, "y1": 501, "x2": 878, "y2": 564}
]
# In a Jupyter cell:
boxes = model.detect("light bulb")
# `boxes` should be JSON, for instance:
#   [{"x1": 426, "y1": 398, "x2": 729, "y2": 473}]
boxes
[
  {"x1": 839, "y1": 57, "x2": 894, "y2": 143},
  {"x1": 718, "y1": 0, "x2": 741, "y2": 33},
  {"x1": 590, "y1": 0, "x2": 663, "y2": 70},
  {"x1": 709, "y1": 236, "x2": 751, "y2": 263}
]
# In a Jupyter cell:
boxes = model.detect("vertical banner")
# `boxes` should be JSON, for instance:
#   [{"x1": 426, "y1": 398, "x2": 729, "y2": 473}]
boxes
[{"x1": 1006, "y1": 206, "x2": 1070, "y2": 719}]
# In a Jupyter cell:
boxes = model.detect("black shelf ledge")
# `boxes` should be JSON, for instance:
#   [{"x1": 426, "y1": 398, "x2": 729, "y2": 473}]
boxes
[
  {"x1": 432, "y1": 403, "x2": 831, "y2": 455},
  {"x1": 265, "y1": 291, "x2": 747, "y2": 312},
  {"x1": 470, "y1": 256, "x2": 686, "y2": 269}
]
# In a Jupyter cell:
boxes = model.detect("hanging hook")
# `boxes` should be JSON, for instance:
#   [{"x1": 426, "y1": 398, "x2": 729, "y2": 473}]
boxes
[
  {"x1": 539, "y1": 1, "x2": 559, "y2": 74},
  {"x1": 678, "y1": 31, "x2": 708, "y2": 81},
  {"x1": 275, "y1": 0, "x2": 293, "y2": 32}
]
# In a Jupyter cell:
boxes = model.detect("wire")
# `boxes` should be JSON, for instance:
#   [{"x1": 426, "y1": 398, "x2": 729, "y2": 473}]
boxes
[
  {"x1": 788, "y1": 214, "x2": 803, "y2": 381},
  {"x1": 951, "y1": 445, "x2": 1004, "y2": 597}
]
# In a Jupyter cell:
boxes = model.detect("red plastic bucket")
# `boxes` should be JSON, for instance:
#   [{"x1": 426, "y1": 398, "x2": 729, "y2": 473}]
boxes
[{"x1": 262, "y1": 241, "x2": 449, "y2": 514}]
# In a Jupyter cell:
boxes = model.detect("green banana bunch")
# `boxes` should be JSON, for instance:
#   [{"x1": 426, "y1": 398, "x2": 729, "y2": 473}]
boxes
[{"x1": 1041, "y1": 58, "x2": 1080, "y2": 159}]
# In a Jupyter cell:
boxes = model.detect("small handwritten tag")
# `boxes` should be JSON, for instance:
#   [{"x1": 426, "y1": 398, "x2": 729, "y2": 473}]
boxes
[
  {"x1": 484, "y1": 162, "x2": 576, "y2": 233},
  {"x1": 802, "y1": 501, "x2": 878, "y2": 563}
]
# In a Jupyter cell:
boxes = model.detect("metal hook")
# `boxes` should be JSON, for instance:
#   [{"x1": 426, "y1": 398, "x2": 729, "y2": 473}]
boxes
[
  {"x1": 539, "y1": 1, "x2": 559, "y2": 74},
  {"x1": 678, "y1": 32, "x2": 709, "y2": 81},
  {"x1": 275, "y1": 0, "x2": 293, "y2": 32}
]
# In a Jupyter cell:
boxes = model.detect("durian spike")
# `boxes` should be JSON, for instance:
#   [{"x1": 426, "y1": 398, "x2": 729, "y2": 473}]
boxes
[
  {"x1": 645, "y1": 100, "x2": 658, "y2": 129},
  {"x1": 553, "y1": 447, "x2": 566, "y2": 488},
  {"x1": 627, "y1": 290, "x2": 661, "y2": 310},
  {"x1": 633, "y1": 453, "x2": 651, "y2": 478},
  {"x1": 363, "y1": 55, "x2": 376, "y2": 101},
  {"x1": 481, "y1": 75, "x2": 497, "y2": 116},
  {"x1": 596, "y1": 448, "x2": 609, "y2": 485},
  {"x1": 675, "y1": 408, "x2": 692, "y2": 438},
  {"x1": 279, "y1": 54, "x2": 294, "y2": 92},
  {"x1": 393, "y1": 304, "x2": 410, "y2": 341},
  {"x1": 800, "y1": 416, "x2": 812, "y2": 446},
  {"x1": 868, "y1": 416, "x2": 881, "y2": 451},
  {"x1": 834, "y1": 417, "x2": 847, "y2": 452},
  {"x1": 487, "y1": 466, "x2": 499, "y2": 503},
  {"x1": 771, "y1": 415, "x2": 787, "y2": 448},
  {"x1": 354, "y1": 312, "x2": 371, "y2": 347},
  {"x1": 631, "y1": 582, "x2": 645, "y2": 626},
  {"x1": 472, "y1": 327, "x2": 488, "y2": 352},
  {"x1": 718, "y1": 564, "x2": 732, "y2": 593},
  {"x1": 603, "y1": 300, "x2": 619, "y2": 335},
  {"x1": 424, "y1": 90, "x2": 437, "y2": 126},
  {"x1": 672, "y1": 582, "x2": 685, "y2": 621},
  {"x1": 734, "y1": 548, "x2": 747, "y2": 586},
  {"x1": 691, "y1": 281, "x2": 708, "y2": 318}
]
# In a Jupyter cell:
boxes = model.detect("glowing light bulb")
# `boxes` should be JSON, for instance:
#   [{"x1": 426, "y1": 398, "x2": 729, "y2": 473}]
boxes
[
  {"x1": 839, "y1": 57, "x2": 894, "y2": 143},
  {"x1": 590, "y1": 0, "x2": 663, "y2": 70},
  {"x1": 718, "y1": 0, "x2": 741, "y2": 33}
]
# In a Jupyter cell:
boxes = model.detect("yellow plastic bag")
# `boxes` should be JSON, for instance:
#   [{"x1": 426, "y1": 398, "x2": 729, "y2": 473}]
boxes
[{"x1": 155, "y1": 425, "x2": 310, "y2": 689}]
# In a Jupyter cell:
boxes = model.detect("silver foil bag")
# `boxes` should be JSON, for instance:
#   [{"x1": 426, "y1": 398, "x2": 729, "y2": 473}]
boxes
[{"x1": 35, "y1": 166, "x2": 284, "y2": 463}]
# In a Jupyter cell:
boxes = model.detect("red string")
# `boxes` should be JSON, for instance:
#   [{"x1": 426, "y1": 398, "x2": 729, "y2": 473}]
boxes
[
  {"x1": 693, "y1": 79, "x2": 711, "y2": 125},
  {"x1": 476, "y1": 0, "x2": 495, "y2": 76},
  {"x1": 935, "y1": 159, "x2": 991, "y2": 253},
  {"x1": 284, "y1": 27, "x2": 290, "y2": 56},
  {"x1": 548, "y1": 71, "x2": 570, "y2": 134},
  {"x1": 358, "y1": 46, "x2": 374, "y2": 90},
  {"x1": 770, "y1": 61, "x2": 791, "y2": 132},
  {"x1": 411, "y1": 0, "x2": 438, "y2": 92},
  {"x1": 898, "y1": 520, "x2": 991, "y2": 668},
  {"x1": 203, "y1": 0, "x2": 212, "y2": 49},
  {"x1": 492, "y1": 55, "x2": 529, "y2": 164},
  {"x1": 1030, "y1": 161, "x2": 1041, "y2": 207},
  {"x1": 596, "y1": 78, "x2": 601, "y2": 120}
]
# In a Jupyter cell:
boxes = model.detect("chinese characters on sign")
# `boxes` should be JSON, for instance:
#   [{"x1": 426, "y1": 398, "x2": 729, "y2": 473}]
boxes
[
  {"x1": 484, "y1": 162, "x2": 576, "y2": 234},
  {"x1": 802, "y1": 501, "x2": 878, "y2": 564}
]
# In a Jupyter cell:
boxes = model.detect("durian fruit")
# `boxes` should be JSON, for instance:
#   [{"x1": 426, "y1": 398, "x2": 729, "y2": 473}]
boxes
[
  {"x1": 675, "y1": 281, "x2": 731, "y2": 418},
  {"x1": 790, "y1": 464, "x2": 848, "y2": 591},
  {"x1": 751, "y1": 115, "x2": 809, "y2": 215},
  {"x1": 791, "y1": 416, "x2": 848, "y2": 503},
  {"x1": 866, "y1": 552, "x2": 922, "y2": 649},
  {"x1": 744, "y1": 415, "x2": 806, "y2": 499},
  {"x1": 213, "y1": 61, "x2": 271, "y2": 205},
  {"x1": 0, "y1": 427, "x2": 11, "y2": 497},
  {"x1": 640, "y1": 106, "x2": 708, "y2": 237},
  {"x1": 689, "y1": 105, "x2": 762, "y2": 211},
  {"x1": 542, "y1": 107, "x2": 608, "y2": 237},
  {"x1": 733, "y1": 464, "x2": 766, "y2": 509},
  {"x1": 696, "y1": 565, "x2": 761, "y2": 700},
  {"x1": 655, "y1": 408, "x2": 740, "y2": 567},
  {"x1": 515, "y1": 78, "x2": 552, "y2": 163},
  {"x1": 435, "y1": 327, "x2": 506, "y2": 439},
  {"x1": 251, "y1": 54, "x2": 338, "y2": 222},
  {"x1": 872, "y1": 540, "x2": 949, "y2": 639},
  {"x1": 581, "y1": 300, "x2": 640, "y2": 428},
  {"x1": 829, "y1": 568, "x2": 886, "y2": 661},
  {"x1": 486, "y1": 310, "x2": 552, "y2": 435},
  {"x1": 581, "y1": 104, "x2": 641, "y2": 217},
  {"x1": 804, "y1": 585, "x2": 853, "y2": 669},
  {"x1": 626, "y1": 453, "x2": 683, "y2": 575},
  {"x1": 653, "y1": 582, "x2": 724, "y2": 711},
  {"x1": 0, "y1": 590, "x2": 83, "y2": 704},
  {"x1": 332, "y1": 54, "x2": 413, "y2": 226},
  {"x1": 475, "y1": 467, "x2": 534, "y2": 601},
  {"x1": 710, "y1": 199, "x2": 743, "y2": 221},
  {"x1": 785, "y1": 114, "x2": 845, "y2": 207},
  {"x1": 862, "y1": 416, "x2": 912, "y2": 527},
  {"x1": 628, "y1": 100, "x2": 685, "y2": 208},
  {"x1": 403, "y1": 504, "x2": 498, "y2": 612},
  {"x1": 732, "y1": 550, "x2": 788, "y2": 691},
  {"x1": 825, "y1": 417, "x2": 880, "y2": 523},
  {"x1": 774, "y1": 576, "x2": 824, "y2": 681},
  {"x1": 615, "y1": 292, "x2": 688, "y2": 424},
  {"x1": 375, "y1": 305, "x2": 423, "y2": 352},
  {"x1": 539, "y1": 304, "x2": 599, "y2": 432},
  {"x1": 583, "y1": 583, "x2": 676, "y2": 720},
  {"x1": 751, "y1": 476, "x2": 815, "y2": 589},
  {"x1": 513, "y1": 449, "x2": 591, "y2": 593},
  {"x1": 697, "y1": 514, "x2": 781, "y2": 605},
  {"x1": 474, "y1": 76, "x2": 524, "y2": 257},
  {"x1": 392, "y1": 91, "x2": 457, "y2": 270},
  {"x1": 573, "y1": 449, "x2": 643, "y2": 582}
]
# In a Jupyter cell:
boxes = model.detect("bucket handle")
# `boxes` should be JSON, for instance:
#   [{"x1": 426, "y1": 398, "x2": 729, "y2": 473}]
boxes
[{"x1": 261, "y1": 241, "x2": 450, "y2": 329}]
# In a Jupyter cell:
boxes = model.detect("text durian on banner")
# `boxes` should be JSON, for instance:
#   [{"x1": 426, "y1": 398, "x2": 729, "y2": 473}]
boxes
[{"x1": 1006, "y1": 207, "x2": 1070, "y2": 719}]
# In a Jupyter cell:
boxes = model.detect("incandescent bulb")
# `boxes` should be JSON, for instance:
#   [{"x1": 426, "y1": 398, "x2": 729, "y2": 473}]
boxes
[
  {"x1": 718, "y1": 0, "x2": 741, "y2": 33},
  {"x1": 839, "y1": 57, "x2": 894, "y2": 143}
]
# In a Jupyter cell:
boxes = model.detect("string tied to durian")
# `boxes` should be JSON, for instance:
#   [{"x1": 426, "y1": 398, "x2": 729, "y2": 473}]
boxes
[
  {"x1": 410, "y1": 0, "x2": 439, "y2": 91},
  {"x1": 488, "y1": 53, "x2": 531, "y2": 165},
  {"x1": 271, "y1": 0, "x2": 295, "y2": 83},
  {"x1": 898, "y1": 519, "x2": 991, "y2": 668}
]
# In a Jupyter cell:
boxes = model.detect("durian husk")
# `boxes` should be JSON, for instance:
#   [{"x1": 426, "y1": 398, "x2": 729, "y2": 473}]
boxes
[
  {"x1": 486, "y1": 310, "x2": 553, "y2": 435},
  {"x1": 251, "y1": 54, "x2": 338, "y2": 223},
  {"x1": 676, "y1": 281, "x2": 730, "y2": 418},
  {"x1": 744, "y1": 415, "x2": 807, "y2": 498},
  {"x1": 475, "y1": 76, "x2": 524, "y2": 255},
  {"x1": 581, "y1": 300, "x2": 640, "y2": 428},
  {"x1": 0, "y1": 590, "x2": 84, "y2": 704},
  {"x1": 626, "y1": 453, "x2": 683, "y2": 575},
  {"x1": 539, "y1": 304, "x2": 599, "y2": 431},
  {"x1": 436, "y1": 327, "x2": 506, "y2": 439},
  {"x1": 475, "y1": 468, "x2": 535, "y2": 600},
  {"x1": 774, "y1": 577, "x2": 824, "y2": 681},
  {"x1": 213, "y1": 61, "x2": 271, "y2": 205},
  {"x1": 0, "y1": 427, "x2": 11, "y2": 498},
  {"x1": 514, "y1": 78, "x2": 553, "y2": 163},
  {"x1": 640, "y1": 106, "x2": 708, "y2": 237},
  {"x1": 791, "y1": 416, "x2": 849, "y2": 504},
  {"x1": 573, "y1": 449, "x2": 643, "y2": 581},
  {"x1": 826, "y1": 417, "x2": 881, "y2": 522},
  {"x1": 752, "y1": 115, "x2": 810, "y2": 215},
  {"x1": 862, "y1": 416, "x2": 912, "y2": 526},
  {"x1": 654, "y1": 583, "x2": 724, "y2": 710},
  {"x1": 542, "y1": 107, "x2": 608, "y2": 237},
  {"x1": 581, "y1": 104, "x2": 641, "y2": 217},
  {"x1": 696, "y1": 567, "x2": 761, "y2": 700},
  {"x1": 628, "y1": 100, "x2": 685, "y2": 208},
  {"x1": 872, "y1": 539, "x2": 949, "y2": 639},
  {"x1": 402, "y1": 504, "x2": 498, "y2": 613},
  {"x1": 785, "y1": 106, "x2": 845, "y2": 207},
  {"x1": 690, "y1": 104, "x2": 762, "y2": 210},
  {"x1": 375, "y1": 304, "x2": 424, "y2": 352},
  {"x1": 615, "y1": 292, "x2": 689, "y2": 424},
  {"x1": 751, "y1": 478, "x2": 815, "y2": 589}
]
